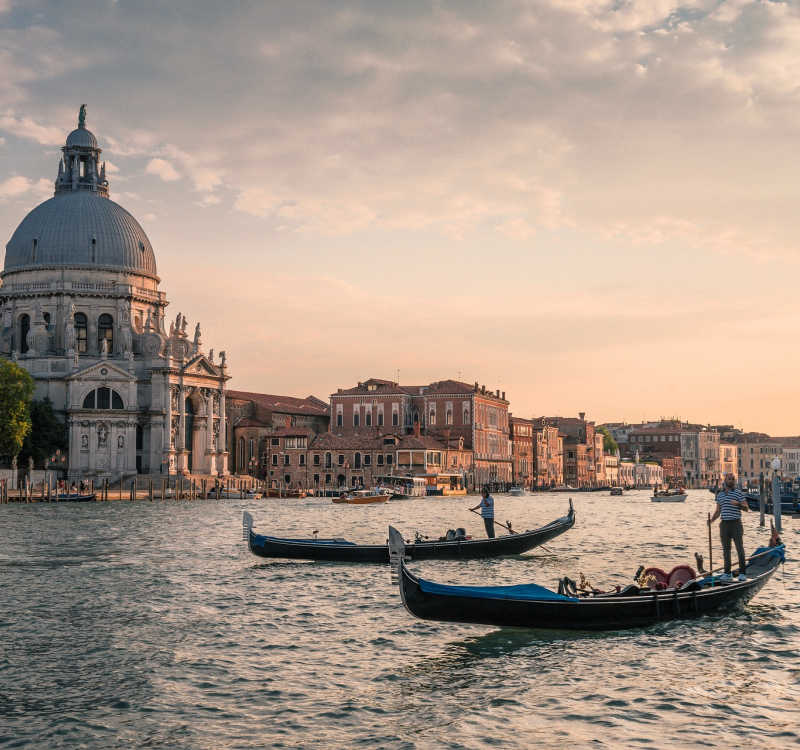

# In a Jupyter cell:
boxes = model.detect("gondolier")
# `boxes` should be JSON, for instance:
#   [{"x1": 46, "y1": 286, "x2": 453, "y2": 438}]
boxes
[
  {"x1": 470, "y1": 488, "x2": 496, "y2": 539},
  {"x1": 710, "y1": 473, "x2": 749, "y2": 581}
]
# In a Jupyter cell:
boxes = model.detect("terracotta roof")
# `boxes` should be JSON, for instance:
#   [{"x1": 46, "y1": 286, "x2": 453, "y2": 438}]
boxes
[
  {"x1": 396, "y1": 435, "x2": 447, "y2": 450},
  {"x1": 227, "y1": 390, "x2": 329, "y2": 416}
]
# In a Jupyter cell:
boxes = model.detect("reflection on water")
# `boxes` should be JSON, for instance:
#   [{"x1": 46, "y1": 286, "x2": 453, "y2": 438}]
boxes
[{"x1": 1, "y1": 490, "x2": 797, "y2": 748}]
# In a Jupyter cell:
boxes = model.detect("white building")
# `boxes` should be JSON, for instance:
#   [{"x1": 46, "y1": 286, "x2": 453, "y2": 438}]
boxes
[{"x1": 1, "y1": 107, "x2": 230, "y2": 480}]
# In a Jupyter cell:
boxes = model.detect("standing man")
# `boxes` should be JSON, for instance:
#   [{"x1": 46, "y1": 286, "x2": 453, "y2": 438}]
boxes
[
  {"x1": 709, "y1": 472, "x2": 749, "y2": 581},
  {"x1": 470, "y1": 487, "x2": 496, "y2": 539}
]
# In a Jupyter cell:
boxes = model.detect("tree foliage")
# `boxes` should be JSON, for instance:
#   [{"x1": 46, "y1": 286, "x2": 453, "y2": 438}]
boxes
[
  {"x1": 21, "y1": 397, "x2": 67, "y2": 467},
  {"x1": 598, "y1": 426, "x2": 618, "y2": 455},
  {"x1": 0, "y1": 360, "x2": 34, "y2": 461}
]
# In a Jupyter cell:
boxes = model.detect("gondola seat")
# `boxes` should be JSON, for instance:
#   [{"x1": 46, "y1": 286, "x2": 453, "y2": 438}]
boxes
[{"x1": 667, "y1": 565, "x2": 696, "y2": 588}]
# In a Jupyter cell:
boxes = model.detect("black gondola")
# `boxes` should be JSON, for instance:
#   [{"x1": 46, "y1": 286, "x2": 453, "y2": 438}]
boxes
[
  {"x1": 388, "y1": 526, "x2": 785, "y2": 631},
  {"x1": 242, "y1": 501, "x2": 575, "y2": 563},
  {"x1": 55, "y1": 493, "x2": 97, "y2": 503}
]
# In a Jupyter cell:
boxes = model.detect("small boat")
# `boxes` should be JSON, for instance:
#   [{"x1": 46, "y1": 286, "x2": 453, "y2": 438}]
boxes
[
  {"x1": 389, "y1": 529, "x2": 785, "y2": 631},
  {"x1": 209, "y1": 487, "x2": 263, "y2": 499},
  {"x1": 651, "y1": 489, "x2": 687, "y2": 503},
  {"x1": 243, "y1": 500, "x2": 575, "y2": 563},
  {"x1": 376, "y1": 476, "x2": 427, "y2": 499},
  {"x1": 331, "y1": 490, "x2": 389, "y2": 505},
  {"x1": 55, "y1": 493, "x2": 97, "y2": 503},
  {"x1": 610, "y1": 487, "x2": 624, "y2": 496},
  {"x1": 509, "y1": 486, "x2": 526, "y2": 497}
]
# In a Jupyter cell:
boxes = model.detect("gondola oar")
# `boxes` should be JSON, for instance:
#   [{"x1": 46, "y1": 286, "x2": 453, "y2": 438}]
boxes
[
  {"x1": 468, "y1": 507, "x2": 514, "y2": 534},
  {"x1": 707, "y1": 512, "x2": 713, "y2": 578}
]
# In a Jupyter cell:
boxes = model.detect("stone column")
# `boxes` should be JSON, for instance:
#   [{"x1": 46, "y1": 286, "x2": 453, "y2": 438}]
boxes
[
  {"x1": 205, "y1": 389, "x2": 217, "y2": 475},
  {"x1": 217, "y1": 387, "x2": 228, "y2": 476},
  {"x1": 162, "y1": 377, "x2": 174, "y2": 474},
  {"x1": 177, "y1": 384, "x2": 189, "y2": 474}
]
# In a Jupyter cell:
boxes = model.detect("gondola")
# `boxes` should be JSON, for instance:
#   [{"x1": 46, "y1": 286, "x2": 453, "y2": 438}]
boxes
[
  {"x1": 389, "y1": 526, "x2": 784, "y2": 631},
  {"x1": 55, "y1": 493, "x2": 97, "y2": 502},
  {"x1": 242, "y1": 500, "x2": 574, "y2": 563}
]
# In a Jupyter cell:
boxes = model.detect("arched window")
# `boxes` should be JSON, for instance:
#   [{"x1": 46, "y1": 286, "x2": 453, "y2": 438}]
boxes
[
  {"x1": 98, "y1": 313, "x2": 113, "y2": 353},
  {"x1": 354, "y1": 452, "x2": 362, "y2": 469},
  {"x1": 74, "y1": 313, "x2": 88, "y2": 353},
  {"x1": 82, "y1": 388, "x2": 124, "y2": 409},
  {"x1": 463, "y1": 407, "x2": 470, "y2": 425},
  {"x1": 19, "y1": 314, "x2": 30, "y2": 354},
  {"x1": 238, "y1": 437, "x2": 245, "y2": 470},
  {"x1": 325, "y1": 452, "x2": 332, "y2": 468},
  {"x1": 429, "y1": 408, "x2": 436, "y2": 426}
]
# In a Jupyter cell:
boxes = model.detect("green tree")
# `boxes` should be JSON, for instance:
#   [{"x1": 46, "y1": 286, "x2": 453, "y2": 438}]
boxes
[
  {"x1": 598, "y1": 426, "x2": 618, "y2": 455},
  {"x1": 20, "y1": 397, "x2": 68, "y2": 467},
  {"x1": 0, "y1": 359, "x2": 34, "y2": 462}
]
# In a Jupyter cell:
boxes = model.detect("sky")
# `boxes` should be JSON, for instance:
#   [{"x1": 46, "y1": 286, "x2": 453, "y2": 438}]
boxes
[{"x1": 1, "y1": 0, "x2": 800, "y2": 434}]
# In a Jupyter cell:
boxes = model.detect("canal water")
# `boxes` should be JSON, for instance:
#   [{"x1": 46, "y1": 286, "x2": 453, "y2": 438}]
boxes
[{"x1": 1, "y1": 491, "x2": 798, "y2": 748}]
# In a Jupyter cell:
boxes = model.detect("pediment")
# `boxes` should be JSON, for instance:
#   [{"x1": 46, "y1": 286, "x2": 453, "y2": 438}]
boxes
[
  {"x1": 67, "y1": 360, "x2": 135, "y2": 383},
  {"x1": 182, "y1": 354, "x2": 219, "y2": 377}
]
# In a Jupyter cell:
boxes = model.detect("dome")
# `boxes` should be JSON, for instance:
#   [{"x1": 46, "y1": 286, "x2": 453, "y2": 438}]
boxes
[
  {"x1": 66, "y1": 126, "x2": 98, "y2": 149},
  {"x1": 3, "y1": 191, "x2": 158, "y2": 278}
]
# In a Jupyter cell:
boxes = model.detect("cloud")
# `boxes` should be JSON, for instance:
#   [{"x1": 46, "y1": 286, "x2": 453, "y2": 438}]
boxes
[
  {"x1": 145, "y1": 157, "x2": 180, "y2": 182},
  {"x1": 0, "y1": 175, "x2": 51, "y2": 200},
  {"x1": 0, "y1": 113, "x2": 63, "y2": 146}
]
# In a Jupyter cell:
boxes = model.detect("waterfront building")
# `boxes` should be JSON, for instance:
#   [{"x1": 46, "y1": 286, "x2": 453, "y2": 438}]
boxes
[
  {"x1": 510, "y1": 416, "x2": 534, "y2": 489},
  {"x1": 732, "y1": 433, "x2": 780, "y2": 484},
  {"x1": 626, "y1": 422, "x2": 683, "y2": 462},
  {"x1": 330, "y1": 378, "x2": 511, "y2": 488},
  {"x1": 538, "y1": 413, "x2": 600, "y2": 487},
  {"x1": 227, "y1": 390, "x2": 329, "y2": 475},
  {"x1": 604, "y1": 453, "x2": 619, "y2": 487},
  {"x1": 618, "y1": 459, "x2": 635, "y2": 487},
  {"x1": 0, "y1": 109, "x2": 229, "y2": 479},
  {"x1": 680, "y1": 427, "x2": 721, "y2": 487},
  {"x1": 719, "y1": 443, "x2": 738, "y2": 482},
  {"x1": 780, "y1": 442, "x2": 800, "y2": 477},
  {"x1": 532, "y1": 422, "x2": 563, "y2": 488},
  {"x1": 635, "y1": 461, "x2": 664, "y2": 488},
  {"x1": 660, "y1": 456, "x2": 684, "y2": 486}
]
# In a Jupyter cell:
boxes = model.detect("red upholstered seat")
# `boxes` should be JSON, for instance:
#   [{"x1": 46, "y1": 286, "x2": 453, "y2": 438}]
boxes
[{"x1": 667, "y1": 565, "x2": 696, "y2": 588}]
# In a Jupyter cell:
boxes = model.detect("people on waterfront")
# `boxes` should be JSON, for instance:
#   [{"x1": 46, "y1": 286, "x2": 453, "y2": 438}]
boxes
[
  {"x1": 709, "y1": 472, "x2": 749, "y2": 580},
  {"x1": 470, "y1": 488, "x2": 495, "y2": 538}
]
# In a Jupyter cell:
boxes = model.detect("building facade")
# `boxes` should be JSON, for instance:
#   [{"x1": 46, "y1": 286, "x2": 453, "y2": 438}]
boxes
[
  {"x1": 719, "y1": 443, "x2": 738, "y2": 481},
  {"x1": 680, "y1": 428, "x2": 721, "y2": 487},
  {"x1": 532, "y1": 423, "x2": 563, "y2": 488},
  {"x1": 510, "y1": 416, "x2": 534, "y2": 489},
  {"x1": 1, "y1": 109, "x2": 229, "y2": 479},
  {"x1": 329, "y1": 378, "x2": 511, "y2": 488}
]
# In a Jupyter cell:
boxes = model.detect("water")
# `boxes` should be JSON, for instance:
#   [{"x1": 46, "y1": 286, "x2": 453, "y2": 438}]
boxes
[{"x1": 1, "y1": 490, "x2": 798, "y2": 749}]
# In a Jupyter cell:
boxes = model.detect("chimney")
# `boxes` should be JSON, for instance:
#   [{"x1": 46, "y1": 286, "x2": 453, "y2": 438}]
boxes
[
  {"x1": 501, "y1": 391, "x2": 505, "y2": 400},
  {"x1": 474, "y1": 381, "x2": 479, "y2": 391},
  {"x1": 579, "y1": 412, "x2": 585, "y2": 421},
  {"x1": 496, "y1": 389, "x2": 500, "y2": 398}
]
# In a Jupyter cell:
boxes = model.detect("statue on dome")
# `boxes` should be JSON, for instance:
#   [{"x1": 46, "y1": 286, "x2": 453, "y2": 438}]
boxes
[
  {"x1": 78, "y1": 104, "x2": 87, "y2": 128},
  {"x1": 219, "y1": 350, "x2": 227, "y2": 369}
]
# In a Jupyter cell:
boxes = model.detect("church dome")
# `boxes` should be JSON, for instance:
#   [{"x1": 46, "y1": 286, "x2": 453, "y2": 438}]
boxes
[
  {"x1": 2, "y1": 106, "x2": 158, "y2": 280},
  {"x1": 4, "y1": 191, "x2": 157, "y2": 278},
  {"x1": 65, "y1": 126, "x2": 98, "y2": 149}
]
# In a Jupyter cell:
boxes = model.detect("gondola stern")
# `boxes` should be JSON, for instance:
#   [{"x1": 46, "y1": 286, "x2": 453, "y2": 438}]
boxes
[{"x1": 242, "y1": 511, "x2": 254, "y2": 550}]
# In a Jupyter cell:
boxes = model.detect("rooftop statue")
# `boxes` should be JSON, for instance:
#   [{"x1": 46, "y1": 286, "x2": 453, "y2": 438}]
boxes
[{"x1": 79, "y1": 104, "x2": 87, "y2": 128}]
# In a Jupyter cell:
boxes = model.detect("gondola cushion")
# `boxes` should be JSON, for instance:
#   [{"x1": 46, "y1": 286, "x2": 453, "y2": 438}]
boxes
[{"x1": 418, "y1": 578, "x2": 579, "y2": 602}]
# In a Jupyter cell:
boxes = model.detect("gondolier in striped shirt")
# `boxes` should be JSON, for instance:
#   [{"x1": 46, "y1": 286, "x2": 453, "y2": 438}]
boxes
[
  {"x1": 709, "y1": 472, "x2": 749, "y2": 581},
  {"x1": 470, "y1": 487, "x2": 496, "y2": 538}
]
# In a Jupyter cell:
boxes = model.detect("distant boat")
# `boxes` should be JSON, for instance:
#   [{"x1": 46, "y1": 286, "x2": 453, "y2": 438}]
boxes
[
  {"x1": 332, "y1": 490, "x2": 389, "y2": 505},
  {"x1": 509, "y1": 486, "x2": 526, "y2": 497},
  {"x1": 651, "y1": 489, "x2": 687, "y2": 503},
  {"x1": 610, "y1": 487, "x2": 624, "y2": 496}
]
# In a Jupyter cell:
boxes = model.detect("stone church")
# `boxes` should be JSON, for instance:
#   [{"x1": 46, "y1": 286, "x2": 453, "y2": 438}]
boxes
[{"x1": 0, "y1": 107, "x2": 230, "y2": 480}]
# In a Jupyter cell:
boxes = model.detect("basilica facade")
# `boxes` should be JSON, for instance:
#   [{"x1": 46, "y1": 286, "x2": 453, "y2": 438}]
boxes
[{"x1": 0, "y1": 108, "x2": 230, "y2": 479}]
